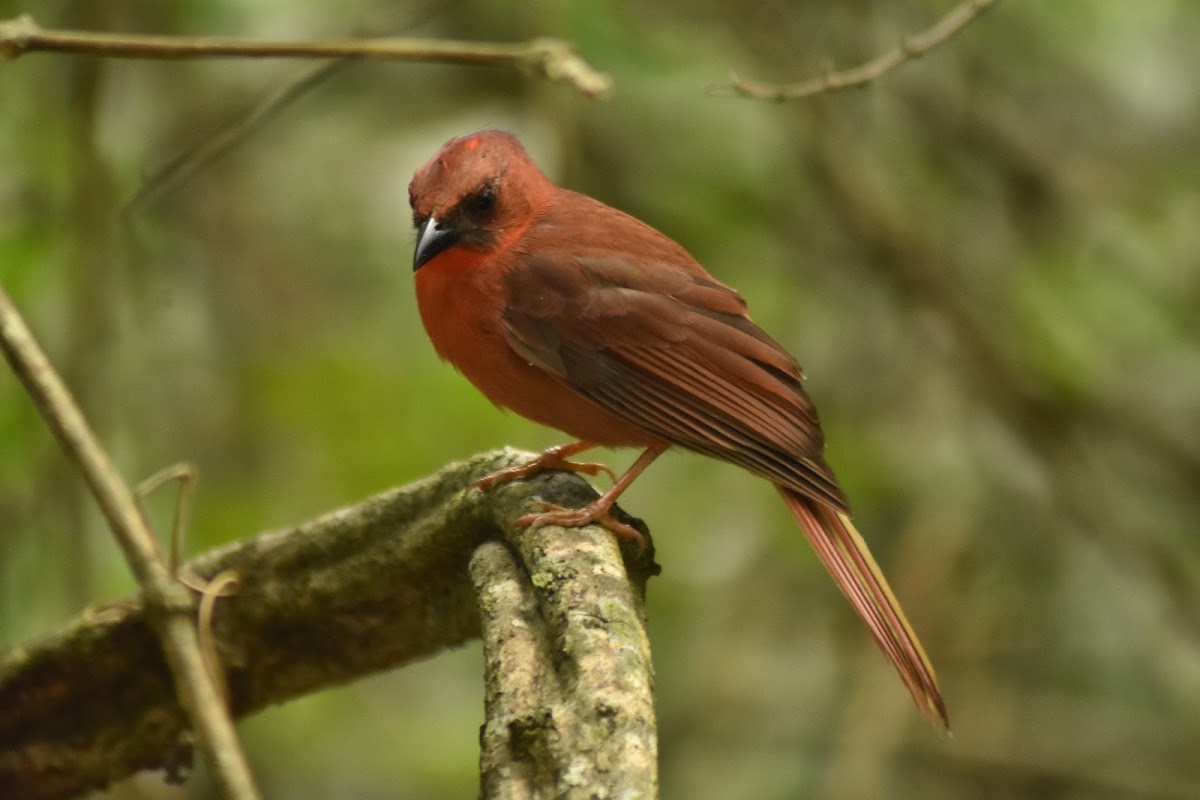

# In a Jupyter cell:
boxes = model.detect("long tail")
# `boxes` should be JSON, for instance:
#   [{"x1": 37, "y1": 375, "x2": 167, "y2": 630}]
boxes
[{"x1": 778, "y1": 486, "x2": 949, "y2": 730}]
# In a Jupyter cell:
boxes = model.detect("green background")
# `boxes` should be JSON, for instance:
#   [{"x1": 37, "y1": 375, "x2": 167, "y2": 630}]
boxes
[{"x1": 2, "y1": 1, "x2": 1198, "y2": 797}]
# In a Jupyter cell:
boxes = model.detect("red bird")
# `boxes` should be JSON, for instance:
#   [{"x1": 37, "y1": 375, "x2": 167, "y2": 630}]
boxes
[{"x1": 409, "y1": 130, "x2": 947, "y2": 728}]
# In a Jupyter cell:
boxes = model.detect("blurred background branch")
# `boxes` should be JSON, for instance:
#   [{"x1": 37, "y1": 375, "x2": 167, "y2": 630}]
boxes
[{"x1": 124, "y1": 1, "x2": 449, "y2": 215}]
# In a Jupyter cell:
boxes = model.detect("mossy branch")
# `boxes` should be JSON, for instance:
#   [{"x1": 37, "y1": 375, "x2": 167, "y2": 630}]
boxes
[{"x1": 0, "y1": 449, "x2": 659, "y2": 800}]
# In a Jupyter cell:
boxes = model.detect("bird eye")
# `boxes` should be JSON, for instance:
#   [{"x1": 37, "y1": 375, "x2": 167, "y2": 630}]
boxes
[{"x1": 470, "y1": 185, "x2": 496, "y2": 217}]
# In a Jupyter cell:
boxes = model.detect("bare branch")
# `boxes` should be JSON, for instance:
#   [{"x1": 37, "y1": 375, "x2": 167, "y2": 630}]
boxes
[
  {"x1": 0, "y1": 13, "x2": 612, "y2": 98},
  {"x1": 0, "y1": 448, "x2": 657, "y2": 800},
  {"x1": 0, "y1": 288, "x2": 260, "y2": 800},
  {"x1": 710, "y1": 0, "x2": 997, "y2": 101}
]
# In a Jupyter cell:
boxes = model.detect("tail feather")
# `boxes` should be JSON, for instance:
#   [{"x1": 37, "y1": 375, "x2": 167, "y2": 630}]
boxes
[{"x1": 778, "y1": 486, "x2": 949, "y2": 730}]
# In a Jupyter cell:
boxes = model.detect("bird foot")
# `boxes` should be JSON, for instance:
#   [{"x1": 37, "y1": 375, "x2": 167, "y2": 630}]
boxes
[
  {"x1": 474, "y1": 452, "x2": 616, "y2": 491},
  {"x1": 517, "y1": 499, "x2": 646, "y2": 554}
]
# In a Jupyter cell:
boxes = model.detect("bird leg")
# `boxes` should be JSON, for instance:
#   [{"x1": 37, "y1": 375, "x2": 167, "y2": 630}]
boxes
[
  {"x1": 518, "y1": 444, "x2": 667, "y2": 549},
  {"x1": 473, "y1": 440, "x2": 615, "y2": 490}
]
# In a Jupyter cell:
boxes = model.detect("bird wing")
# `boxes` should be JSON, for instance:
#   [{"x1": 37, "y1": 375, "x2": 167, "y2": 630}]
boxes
[
  {"x1": 501, "y1": 251, "x2": 849, "y2": 512},
  {"x1": 502, "y1": 243, "x2": 949, "y2": 729}
]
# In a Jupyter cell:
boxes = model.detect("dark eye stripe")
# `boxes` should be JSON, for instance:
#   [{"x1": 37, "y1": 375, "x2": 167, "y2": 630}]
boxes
[{"x1": 468, "y1": 185, "x2": 496, "y2": 216}]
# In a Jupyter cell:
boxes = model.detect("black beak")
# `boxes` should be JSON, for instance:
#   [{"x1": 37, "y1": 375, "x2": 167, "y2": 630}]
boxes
[{"x1": 413, "y1": 216, "x2": 460, "y2": 271}]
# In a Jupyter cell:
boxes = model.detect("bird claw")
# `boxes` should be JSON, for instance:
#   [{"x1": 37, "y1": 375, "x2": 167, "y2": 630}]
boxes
[
  {"x1": 562, "y1": 460, "x2": 618, "y2": 483},
  {"x1": 474, "y1": 455, "x2": 616, "y2": 491},
  {"x1": 517, "y1": 500, "x2": 647, "y2": 555}
]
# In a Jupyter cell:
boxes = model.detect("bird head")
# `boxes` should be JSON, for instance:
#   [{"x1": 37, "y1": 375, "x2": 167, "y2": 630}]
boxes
[{"x1": 408, "y1": 130, "x2": 553, "y2": 271}]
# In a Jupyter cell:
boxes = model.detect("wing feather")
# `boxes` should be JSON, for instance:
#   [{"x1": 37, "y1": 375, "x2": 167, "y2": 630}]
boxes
[{"x1": 503, "y1": 252, "x2": 848, "y2": 511}]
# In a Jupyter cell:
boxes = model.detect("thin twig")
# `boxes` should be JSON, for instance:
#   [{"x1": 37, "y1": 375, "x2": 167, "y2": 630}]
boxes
[
  {"x1": 196, "y1": 570, "x2": 243, "y2": 708},
  {"x1": 135, "y1": 462, "x2": 197, "y2": 575},
  {"x1": 0, "y1": 288, "x2": 260, "y2": 800},
  {"x1": 710, "y1": 0, "x2": 998, "y2": 101},
  {"x1": 0, "y1": 13, "x2": 612, "y2": 98}
]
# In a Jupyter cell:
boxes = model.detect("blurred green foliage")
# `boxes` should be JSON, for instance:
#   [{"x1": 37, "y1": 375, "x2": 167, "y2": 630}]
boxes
[{"x1": 2, "y1": 0, "x2": 1199, "y2": 798}]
